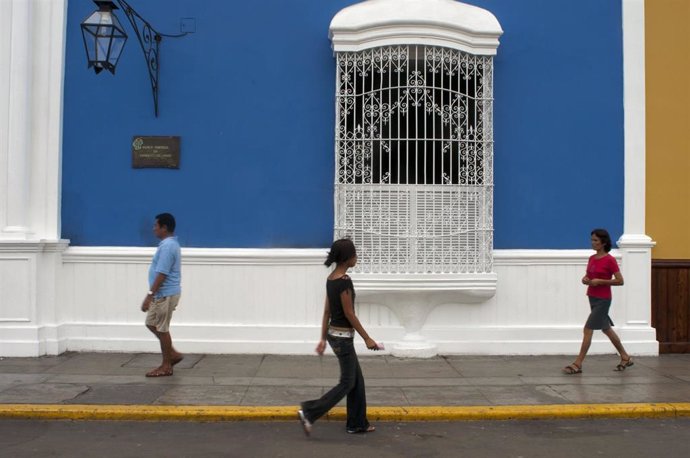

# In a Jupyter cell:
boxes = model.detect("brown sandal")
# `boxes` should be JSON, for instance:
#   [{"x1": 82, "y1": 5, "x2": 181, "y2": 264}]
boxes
[
  {"x1": 615, "y1": 357, "x2": 634, "y2": 371},
  {"x1": 562, "y1": 363, "x2": 582, "y2": 375}
]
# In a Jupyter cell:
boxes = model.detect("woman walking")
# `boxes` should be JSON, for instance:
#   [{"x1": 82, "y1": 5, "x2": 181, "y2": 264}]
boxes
[
  {"x1": 563, "y1": 229, "x2": 633, "y2": 374},
  {"x1": 298, "y1": 239, "x2": 381, "y2": 436}
]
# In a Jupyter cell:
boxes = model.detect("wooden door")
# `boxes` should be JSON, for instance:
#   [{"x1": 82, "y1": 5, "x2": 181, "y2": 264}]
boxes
[{"x1": 651, "y1": 260, "x2": 690, "y2": 353}]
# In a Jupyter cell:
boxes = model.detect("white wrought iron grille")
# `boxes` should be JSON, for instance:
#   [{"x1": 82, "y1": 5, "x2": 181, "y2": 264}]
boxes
[{"x1": 334, "y1": 45, "x2": 494, "y2": 274}]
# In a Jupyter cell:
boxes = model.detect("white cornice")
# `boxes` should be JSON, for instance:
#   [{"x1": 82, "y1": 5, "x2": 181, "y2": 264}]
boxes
[
  {"x1": 61, "y1": 247, "x2": 614, "y2": 266},
  {"x1": 493, "y1": 249, "x2": 621, "y2": 265},
  {"x1": 329, "y1": 0, "x2": 503, "y2": 54}
]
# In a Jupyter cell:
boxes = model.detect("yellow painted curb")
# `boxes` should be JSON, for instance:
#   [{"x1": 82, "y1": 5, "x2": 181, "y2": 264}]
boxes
[
  {"x1": 362, "y1": 404, "x2": 690, "y2": 421},
  {"x1": 1, "y1": 403, "x2": 690, "y2": 422}
]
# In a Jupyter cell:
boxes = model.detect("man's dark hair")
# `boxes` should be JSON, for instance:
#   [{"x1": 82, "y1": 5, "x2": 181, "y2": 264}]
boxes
[
  {"x1": 591, "y1": 228, "x2": 612, "y2": 252},
  {"x1": 325, "y1": 238, "x2": 357, "y2": 267},
  {"x1": 156, "y1": 213, "x2": 176, "y2": 233}
]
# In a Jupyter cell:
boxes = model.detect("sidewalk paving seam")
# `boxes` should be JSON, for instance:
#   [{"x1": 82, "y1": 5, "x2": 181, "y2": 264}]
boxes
[{"x1": 2, "y1": 403, "x2": 690, "y2": 422}]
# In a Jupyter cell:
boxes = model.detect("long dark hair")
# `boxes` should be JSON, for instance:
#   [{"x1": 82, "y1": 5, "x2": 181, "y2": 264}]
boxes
[
  {"x1": 324, "y1": 238, "x2": 357, "y2": 267},
  {"x1": 591, "y1": 228, "x2": 612, "y2": 252}
]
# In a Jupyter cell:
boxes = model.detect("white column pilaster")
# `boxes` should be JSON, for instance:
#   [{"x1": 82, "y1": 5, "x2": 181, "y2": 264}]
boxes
[
  {"x1": 0, "y1": 0, "x2": 68, "y2": 356},
  {"x1": 0, "y1": 0, "x2": 10, "y2": 232},
  {"x1": 622, "y1": 0, "x2": 648, "y2": 238},
  {"x1": 2, "y1": 0, "x2": 33, "y2": 238},
  {"x1": 618, "y1": 0, "x2": 656, "y2": 353}
]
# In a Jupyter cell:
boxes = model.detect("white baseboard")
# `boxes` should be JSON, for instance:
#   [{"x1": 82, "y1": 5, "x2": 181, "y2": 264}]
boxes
[{"x1": 0, "y1": 323, "x2": 658, "y2": 356}]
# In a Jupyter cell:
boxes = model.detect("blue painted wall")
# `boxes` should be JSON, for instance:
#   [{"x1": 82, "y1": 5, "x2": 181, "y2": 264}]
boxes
[
  {"x1": 62, "y1": 0, "x2": 624, "y2": 248},
  {"x1": 476, "y1": 0, "x2": 625, "y2": 249}
]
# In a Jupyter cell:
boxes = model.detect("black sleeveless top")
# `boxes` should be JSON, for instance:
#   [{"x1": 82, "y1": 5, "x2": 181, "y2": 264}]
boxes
[{"x1": 327, "y1": 276, "x2": 355, "y2": 328}]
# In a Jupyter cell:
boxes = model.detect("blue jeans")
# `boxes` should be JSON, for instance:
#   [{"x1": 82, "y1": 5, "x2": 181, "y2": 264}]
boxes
[{"x1": 301, "y1": 335, "x2": 369, "y2": 431}]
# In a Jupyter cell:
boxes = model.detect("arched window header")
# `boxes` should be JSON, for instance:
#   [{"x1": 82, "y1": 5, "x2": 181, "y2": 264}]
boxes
[{"x1": 329, "y1": 0, "x2": 503, "y2": 55}]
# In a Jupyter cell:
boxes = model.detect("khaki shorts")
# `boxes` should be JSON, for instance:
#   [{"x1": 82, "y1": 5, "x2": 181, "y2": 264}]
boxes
[{"x1": 145, "y1": 294, "x2": 180, "y2": 333}]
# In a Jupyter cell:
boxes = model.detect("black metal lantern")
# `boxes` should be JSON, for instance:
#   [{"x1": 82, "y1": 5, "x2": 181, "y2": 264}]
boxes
[
  {"x1": 80, "y1": 1, "x2": 128, "y2": 74},
  {"x1": 79, "y1": 0, "x2": 191, "y2": 117}
]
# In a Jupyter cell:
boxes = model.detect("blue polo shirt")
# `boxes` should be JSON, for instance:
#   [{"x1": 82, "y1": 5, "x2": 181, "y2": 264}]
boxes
[{"x1": 148, "y1": 236, "x2": 181, "y2": 298}]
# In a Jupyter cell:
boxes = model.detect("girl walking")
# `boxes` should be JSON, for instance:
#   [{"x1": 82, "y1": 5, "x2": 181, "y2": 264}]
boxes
[
  {"x1": 563, "y1": 229, "x2": 633, "y2": 374},
  {"x1": 298, "y1": 239, "x2": 381, "y2": 436}
]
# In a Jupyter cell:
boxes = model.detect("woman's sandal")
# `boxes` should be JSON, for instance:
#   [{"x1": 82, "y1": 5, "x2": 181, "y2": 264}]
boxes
[
  {"x1": 615, "y1": 357, "x2": 634, "y2": 371},
  {"x1": 562, "y1": 363, "x2": 582, "y2": 375},
  {"x1": 145, "y1": 367, "x2": 173, "y2": 377}
]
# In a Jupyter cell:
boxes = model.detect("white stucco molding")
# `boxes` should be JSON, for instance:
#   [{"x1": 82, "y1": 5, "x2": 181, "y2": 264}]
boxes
[{"x1": 329, "y1": 0, "x2": 503, "y2": 54}]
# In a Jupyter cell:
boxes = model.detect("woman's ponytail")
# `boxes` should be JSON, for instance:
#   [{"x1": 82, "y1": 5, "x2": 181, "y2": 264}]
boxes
[
  {"x1": 324, "y1": 238, "x2": 356, "y2": 267},
  {"x1": 324, "y1": 251, "x2": 336, "y2": 267}
]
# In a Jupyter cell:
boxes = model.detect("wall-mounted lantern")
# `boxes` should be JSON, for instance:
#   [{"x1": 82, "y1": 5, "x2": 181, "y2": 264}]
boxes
[
  {"x1": 80, "y1": 1, "x2": 128, "y2": 75},
  {"x1": 80, "y1": 0, "x2": 190, "y2": 117}
]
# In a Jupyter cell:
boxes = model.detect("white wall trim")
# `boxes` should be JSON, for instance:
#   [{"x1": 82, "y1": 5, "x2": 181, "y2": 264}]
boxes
[{"x1": 0, "y1": 247, "x2": 658, "y2": 357}]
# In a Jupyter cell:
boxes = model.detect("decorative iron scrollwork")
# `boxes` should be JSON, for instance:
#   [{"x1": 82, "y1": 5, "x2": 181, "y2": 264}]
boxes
[{"x1": 334, "y1": 45, "x2": 494, "y2": 274}]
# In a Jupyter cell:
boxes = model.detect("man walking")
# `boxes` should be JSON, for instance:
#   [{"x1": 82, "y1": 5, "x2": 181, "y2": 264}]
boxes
[{"x1": 141, "y1": 213, "x2": 183, "y2": 377}]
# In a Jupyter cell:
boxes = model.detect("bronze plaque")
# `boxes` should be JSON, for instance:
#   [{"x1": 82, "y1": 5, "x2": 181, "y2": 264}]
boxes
[{"x1": 132, "y1": 136, "x2": 180, "y2": 168}]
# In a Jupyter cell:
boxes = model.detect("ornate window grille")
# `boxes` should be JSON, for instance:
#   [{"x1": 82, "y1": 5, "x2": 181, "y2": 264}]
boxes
[{"x1": 334, "y1": 45, "x2": 494, "y2": 274}]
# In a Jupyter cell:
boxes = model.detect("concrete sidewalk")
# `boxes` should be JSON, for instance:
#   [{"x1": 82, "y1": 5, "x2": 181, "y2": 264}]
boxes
[{"x1": 0, "y1": 353, "x2": 689, "y2": 420}]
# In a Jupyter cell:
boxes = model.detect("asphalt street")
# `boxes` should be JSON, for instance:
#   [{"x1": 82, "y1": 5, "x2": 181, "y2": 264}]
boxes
[{"x1": 2, "y1": 418, "x2": 689, "y2": 458}]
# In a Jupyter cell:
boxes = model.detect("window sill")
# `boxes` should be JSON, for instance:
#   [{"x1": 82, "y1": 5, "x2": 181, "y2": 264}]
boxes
[{"x1": 351, "y1": 272, "x2": 497, "y2": 304}]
